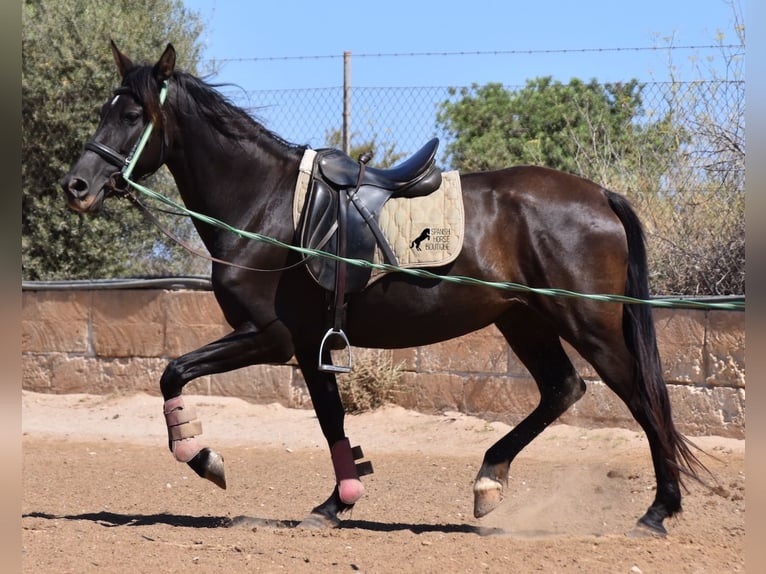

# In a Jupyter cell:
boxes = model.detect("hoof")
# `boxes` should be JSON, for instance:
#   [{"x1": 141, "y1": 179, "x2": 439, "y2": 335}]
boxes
[
  {"x1": 473, "y1": 476, "x2": 504, "y2": 518},
  {"x1": 630, "y1": 516, "x2": 668, "y2": 538},
  {"x1": 187, "y1": 447, "x2": 227, "y2": 489},
  {"x1": 297, "y1": 512, "x2": 341, "y2": 530}
]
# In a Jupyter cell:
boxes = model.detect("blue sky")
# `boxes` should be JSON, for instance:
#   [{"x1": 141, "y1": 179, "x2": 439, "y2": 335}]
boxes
[
  {"x1": 176, "y1": 1, "x2": 743, "y2": 155},
  {"x1": 182, "y1": 0, "x2": 743, "y2": 90}
]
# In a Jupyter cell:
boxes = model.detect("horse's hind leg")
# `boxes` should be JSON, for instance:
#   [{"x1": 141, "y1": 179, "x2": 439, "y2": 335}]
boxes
[
  {"x1": 474, "y1": 309, "x2": 586, "y2": 518},
  {"x1": 578, "y1": 335, "x2": 684, "y2": 536},
  {"x1": 549, "y1": 295, "x2": 693, "y2": 536}
]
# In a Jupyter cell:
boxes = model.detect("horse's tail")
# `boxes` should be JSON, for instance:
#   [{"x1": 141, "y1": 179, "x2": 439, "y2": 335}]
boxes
[{"x1": 605, "y1": 190, "x2": 707, "y2": 487}]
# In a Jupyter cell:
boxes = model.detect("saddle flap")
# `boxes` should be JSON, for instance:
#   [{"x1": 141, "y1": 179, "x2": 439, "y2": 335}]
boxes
[
  {"x1": 300, "y1": 179, "x2": 342, "y2": 290},
  {"x1": 300, "y1": 179, "x2": 377, "y2": 292}
]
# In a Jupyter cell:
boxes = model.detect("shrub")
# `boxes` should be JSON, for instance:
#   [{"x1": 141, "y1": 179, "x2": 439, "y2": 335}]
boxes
[{"x1": 336, "y1": 350, "x2": 404, "y2": 414}]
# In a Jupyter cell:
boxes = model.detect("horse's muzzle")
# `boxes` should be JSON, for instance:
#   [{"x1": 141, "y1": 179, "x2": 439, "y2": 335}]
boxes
[
  {"x1": 60, "y1": 171, "x2": 128, "y2": 213},
  {"x1": 60, "y1": 175, "x2": 105, "y2": 213}
]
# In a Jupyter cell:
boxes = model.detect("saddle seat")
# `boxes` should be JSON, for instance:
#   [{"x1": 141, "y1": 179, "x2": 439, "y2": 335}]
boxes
[{"x1": 317, "y1": 137, "x2": 441, "y2": 197}]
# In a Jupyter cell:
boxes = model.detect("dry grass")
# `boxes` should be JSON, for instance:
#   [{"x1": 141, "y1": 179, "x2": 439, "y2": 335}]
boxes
[{"x1": 335, "y1": 349, "x2": 405, "y2": 414}]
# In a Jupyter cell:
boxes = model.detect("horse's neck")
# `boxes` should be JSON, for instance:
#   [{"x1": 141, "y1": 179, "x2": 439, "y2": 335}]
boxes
[
  {"x1": 165, "y1": 125, "x2": 302, "y2": 256},
  {"x1": 168, "y1": 127, "x2": 300, "y2": 221}
]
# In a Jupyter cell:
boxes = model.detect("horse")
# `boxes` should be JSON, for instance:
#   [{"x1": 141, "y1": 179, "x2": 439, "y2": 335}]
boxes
[
  {"x1": 410, "y1": 228, "x2": 431, "y2": 251},
  {"x1": 60, "y1": 42, "x2": 704, "y2": 536}
]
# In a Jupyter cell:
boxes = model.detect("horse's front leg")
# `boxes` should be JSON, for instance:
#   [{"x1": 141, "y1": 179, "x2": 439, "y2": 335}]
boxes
[
  {"x1": 293, "y1": 345, "x2": 370, "y2": 528},
  {"x1": 160, "y1": 320, "x2": 294, "y2": 488}
]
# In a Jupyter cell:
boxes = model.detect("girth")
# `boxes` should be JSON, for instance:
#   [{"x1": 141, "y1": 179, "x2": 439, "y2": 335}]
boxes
[{"x1": 297, "y1": 138, "x2": 442, "y2": 372}]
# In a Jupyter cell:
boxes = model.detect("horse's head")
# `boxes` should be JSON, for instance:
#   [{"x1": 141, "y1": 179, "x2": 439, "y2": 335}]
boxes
[{"x1": 60, "y1": 41, "x2": 176, "y2": 213}]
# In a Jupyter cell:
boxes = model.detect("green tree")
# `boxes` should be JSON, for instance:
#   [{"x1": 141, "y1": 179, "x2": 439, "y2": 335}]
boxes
[
  {"x1": 324, "y1": 129, "x2": 405, "y2": 168},
  {"x1": 22, "y1": 0, "x2": 208, "y2": 280},
  {"x1": 436, "y1": 77, "x2": 685, "y2": 193}
]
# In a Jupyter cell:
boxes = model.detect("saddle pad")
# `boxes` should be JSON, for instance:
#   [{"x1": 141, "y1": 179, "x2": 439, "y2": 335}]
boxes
[{"x1": 293, "y1": 148, "x2": 465, "y2": 285}]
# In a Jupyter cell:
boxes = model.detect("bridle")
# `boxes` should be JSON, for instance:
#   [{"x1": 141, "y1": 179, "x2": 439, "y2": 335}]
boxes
[{"x1": 84, "y1": 82, "x2": 169, "y2": 195}]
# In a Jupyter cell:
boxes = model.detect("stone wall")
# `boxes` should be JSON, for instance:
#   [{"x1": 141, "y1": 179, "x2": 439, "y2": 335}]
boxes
[{"x1": 21, "y1": 288, "x2": 745, "y2": 438}]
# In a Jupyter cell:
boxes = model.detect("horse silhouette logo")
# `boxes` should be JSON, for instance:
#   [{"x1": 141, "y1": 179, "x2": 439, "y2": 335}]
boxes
[{"x1": 410, "y1": 228, "x2": 431, "y2": 251}]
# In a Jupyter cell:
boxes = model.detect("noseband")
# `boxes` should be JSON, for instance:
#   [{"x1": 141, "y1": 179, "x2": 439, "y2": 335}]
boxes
[
  {"x1": 84, "y1": 140, "x2": 132, "y2": 170},
  {"x1": 84, "y1": 81, "x2": 169, "y2": 191}
]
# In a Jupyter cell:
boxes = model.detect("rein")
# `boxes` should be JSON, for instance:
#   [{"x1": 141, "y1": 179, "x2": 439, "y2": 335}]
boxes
[
  {"x1": 125, "y1": 192, "x2": 308, "y2": 273},
  {"x1": 106, "y1": 79, "x2": 307, "y2": 274}
]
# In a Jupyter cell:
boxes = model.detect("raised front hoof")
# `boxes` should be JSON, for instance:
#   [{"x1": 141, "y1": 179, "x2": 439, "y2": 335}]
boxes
[
  {"x1": 473, "y1": 476, "x2": 504, "y2": 518},
  {"x1": 629, "y1": 515, "x2": 668, "y2": 538},
  {"x1": 297, "y1": 512, "x2": 342, "y2": 530},
  {"x1": 187, "y1": 447, "x2": 227, "y2": 489}
]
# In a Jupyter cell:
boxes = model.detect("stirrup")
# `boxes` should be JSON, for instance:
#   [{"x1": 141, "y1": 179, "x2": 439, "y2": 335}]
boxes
[{"x1": 318, "y1": 327, "x2": 352, "y2": 373}]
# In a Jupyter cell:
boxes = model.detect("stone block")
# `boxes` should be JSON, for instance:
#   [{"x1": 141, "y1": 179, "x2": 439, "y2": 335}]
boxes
[
  {"x1": 91, "y1": 290, "x2": 165, "y2": 357},
  {"x1": 98, "y1": 357, "x2": 167, "y2": 395},
  {"x1": 463, "y1": 375, "x2": 540, "y2": 425},
  {"x1": 164, "y1": 291, "x2": 229, "y2": 357},
  {"x1": 391, "y1": 347, "x2": 418, "y2": 371},
  {"x1": 184, "y1": 377, "x2": 212, "y2": 396},
  {"x1": 653, "y1": 308, "x2": 705, "y2": 384},
  {"x1": 705, "y1": 311, "x2": 745, "y2": 387},
  {"x1": 394, "y1": 372, "x2": 466, "y2": 412},
  {"x1": 667, "y1": 384, "x2": 745, "y2": 439},
  {"x1": 48, "y1": 355, "x2": 103, "y2": 394},
  {"x1": 561, "y1": 381, "x2": 637, "y2": 430},
  {"x1": 209, "y1": 364, "x2": 298, "y2": 405},
  {"x1": 419, "y1": 327, "x2": 508, "y2": 374},
  {"x1": 21, "y1": 291, "x2": 90, "y2": 353},
  {"x1": 21, "y1": 354, "x2": 53, "y2": 393}
]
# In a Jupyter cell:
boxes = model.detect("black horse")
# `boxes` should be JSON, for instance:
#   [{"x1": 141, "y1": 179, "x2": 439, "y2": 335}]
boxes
[
  {"x1": 410, "y1": 228, "x2": 431, "y2": 251},
  {"x1": 60, "y1": 42, "x2": 704, "y2": 535}
]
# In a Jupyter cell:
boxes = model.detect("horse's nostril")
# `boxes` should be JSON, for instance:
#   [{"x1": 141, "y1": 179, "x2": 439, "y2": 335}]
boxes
[{"x1": 65, "y1": 177, "x2": 89, "y2": 198}]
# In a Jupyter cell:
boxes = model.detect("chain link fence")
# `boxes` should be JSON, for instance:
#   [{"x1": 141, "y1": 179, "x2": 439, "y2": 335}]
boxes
[{"x1": 219, "y1": 73, "x2": 744, "y2": 296}]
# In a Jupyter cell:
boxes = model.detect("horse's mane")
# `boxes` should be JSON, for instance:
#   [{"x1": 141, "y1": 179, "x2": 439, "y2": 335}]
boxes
[{"x1": 121, "y1": 65, "x2": 299, "y2": 149}]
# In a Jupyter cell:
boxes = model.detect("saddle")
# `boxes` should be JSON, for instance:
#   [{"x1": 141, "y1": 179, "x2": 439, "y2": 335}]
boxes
[{"x1": 297, "y1": 137, "x2": 442, "y2": 372}]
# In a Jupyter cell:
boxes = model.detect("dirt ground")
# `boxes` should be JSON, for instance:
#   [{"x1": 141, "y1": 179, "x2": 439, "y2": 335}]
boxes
[{"x1": 22, "y1": 391, "x2": 744, "y2": 573}]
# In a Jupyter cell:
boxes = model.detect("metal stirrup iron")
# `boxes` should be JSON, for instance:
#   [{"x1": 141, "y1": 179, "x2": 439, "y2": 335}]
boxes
[{"x1": 319, "y1": 327, "x2": 352, "y2": 373}]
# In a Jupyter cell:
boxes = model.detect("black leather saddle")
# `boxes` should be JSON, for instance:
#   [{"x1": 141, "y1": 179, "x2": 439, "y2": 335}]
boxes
[
  {"x1": 296, "y1": 138, "x2": 442, "y2": 372},
  {"x1": 299, "y1": 137, "x2": 442, "y2": 293}
]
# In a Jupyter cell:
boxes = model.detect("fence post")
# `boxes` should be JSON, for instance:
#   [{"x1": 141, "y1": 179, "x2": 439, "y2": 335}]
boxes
[{"x1": 342, "y1": 51, "x2": 351, "y2": 154}]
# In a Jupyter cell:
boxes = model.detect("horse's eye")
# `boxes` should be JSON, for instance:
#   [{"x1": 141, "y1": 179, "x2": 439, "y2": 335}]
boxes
[{"x1": 123, "y1": 111, "x2": 141, "y2": 124}]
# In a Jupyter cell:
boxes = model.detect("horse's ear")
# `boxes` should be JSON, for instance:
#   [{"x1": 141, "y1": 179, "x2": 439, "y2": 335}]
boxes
[
  {"x1": 153, "y1": 43, "x2": 176, "y2": 83},
  {"x1": 110, "y1": 40, "x2": 134, "y2": 78}
]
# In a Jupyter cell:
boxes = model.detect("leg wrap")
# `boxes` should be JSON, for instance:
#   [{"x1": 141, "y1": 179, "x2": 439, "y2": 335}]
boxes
[
  {"x1": 164, "y1": 396, "x2": 203, "y2": 463},
  {"x1": 331, "y1": 438, "x2": 373, "y2": 505}
]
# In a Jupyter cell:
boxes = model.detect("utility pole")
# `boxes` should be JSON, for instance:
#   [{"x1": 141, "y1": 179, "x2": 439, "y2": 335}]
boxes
[{"x1": 342, "y1": 51, "x2": 351, "y2": 155}]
